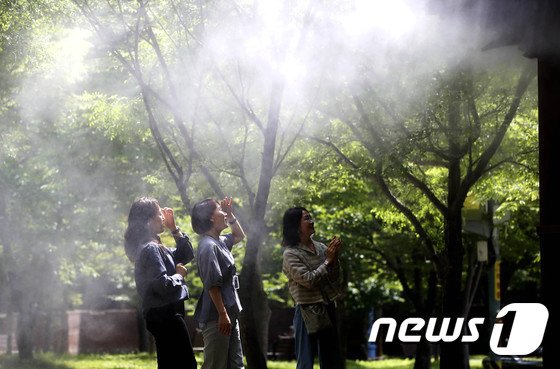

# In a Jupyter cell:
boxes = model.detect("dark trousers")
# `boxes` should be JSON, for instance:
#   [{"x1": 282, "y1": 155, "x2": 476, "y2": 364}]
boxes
[
  {"x1": 146, "y1": 303, "x2": 197, "y2": 369},
  {"x1": 294, "y1": 303, "x2": 344, "y2": 369}
]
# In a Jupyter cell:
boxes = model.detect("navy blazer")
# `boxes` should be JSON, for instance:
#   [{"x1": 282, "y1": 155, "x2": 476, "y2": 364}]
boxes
[{"x1": 134, "y1": 233, "x2": 194, "y2": 315}]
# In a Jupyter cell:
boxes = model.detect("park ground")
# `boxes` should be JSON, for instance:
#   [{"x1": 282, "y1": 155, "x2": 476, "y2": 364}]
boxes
[{"x1": 0, "y1": 353, "x2": 485, "y2": 369}]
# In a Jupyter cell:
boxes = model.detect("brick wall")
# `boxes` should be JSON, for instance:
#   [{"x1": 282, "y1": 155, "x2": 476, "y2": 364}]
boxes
[{"x1": 67, "y1": 309, "x2": 140, "y2": 354}]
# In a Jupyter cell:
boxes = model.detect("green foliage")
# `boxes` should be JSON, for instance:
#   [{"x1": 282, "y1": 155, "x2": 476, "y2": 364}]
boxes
[
  {"x1": 78, "y1": 93, "x2": 150, "y2": 142},
  {"x1": 0, "y1": 0, "x2": 175, "y2": 318}
]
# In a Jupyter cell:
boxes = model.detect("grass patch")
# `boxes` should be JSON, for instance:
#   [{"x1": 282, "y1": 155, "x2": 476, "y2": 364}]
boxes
[
  {"x1": 1, "y1": 353, "x2": 485, "y2": 369},
  {"x1": 0, "y1": 353, "x2": 158, "y2": 369},
  {"x1": 268, "y1": 356, "x2": 484, "y2": 369}
]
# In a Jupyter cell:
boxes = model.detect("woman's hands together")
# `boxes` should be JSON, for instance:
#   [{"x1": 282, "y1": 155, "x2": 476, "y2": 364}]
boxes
[{"x1": 325, "y1": 236, "x2": 342, "y2": 265}]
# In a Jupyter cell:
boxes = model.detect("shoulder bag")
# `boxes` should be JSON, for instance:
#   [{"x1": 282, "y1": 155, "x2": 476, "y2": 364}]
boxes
[{"x1": 295, "y1": 250, "x2": 333, "y2": 334}]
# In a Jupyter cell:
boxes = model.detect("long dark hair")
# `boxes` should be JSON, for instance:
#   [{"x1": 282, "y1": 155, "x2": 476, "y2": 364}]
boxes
[
  {"x1": 124, "y1": 197, "x2": 160, "y2": 262},
  {"x1": 191, "y1": 198, "x2": 218, "y2": 234},
  {"x1": 282, "y1": 207, "x2": 308, "y2": 247}
]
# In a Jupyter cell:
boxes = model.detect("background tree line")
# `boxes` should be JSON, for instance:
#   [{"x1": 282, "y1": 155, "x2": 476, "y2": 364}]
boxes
[{"x1": 0, "y1": 1, "x2": 540, "y2": 369}]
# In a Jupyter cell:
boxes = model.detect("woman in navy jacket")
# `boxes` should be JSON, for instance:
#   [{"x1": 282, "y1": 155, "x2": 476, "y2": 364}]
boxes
[{"x1": 124, "y1": 197, "x2": 197, "y2": 369}]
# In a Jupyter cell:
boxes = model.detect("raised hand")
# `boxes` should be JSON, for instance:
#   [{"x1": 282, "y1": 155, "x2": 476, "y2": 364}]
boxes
[
  {"x1": 220, "y1": 197, "x2": 234, "y2": 215},
  {"x1": 161, "y1": 207, "x2": 177, "y2": 230}
]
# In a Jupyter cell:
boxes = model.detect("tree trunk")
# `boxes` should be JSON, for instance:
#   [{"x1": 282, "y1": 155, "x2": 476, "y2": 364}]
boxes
[
  {"x1": 414, "y1": 339, "x2": 432, "y2": 369},
  {"x1": 237, "y1": 79, "x2": 284, "y2": 369},
  {"x1": 413, "y1": 270, "x2": 439, "y2": 369},
  {"x1": 239, "y1": 224, "x2": 271, "y2": 369},
  {"x1": 440, "y1": 212, "x2": 468, "y2": 369},
  {"x1": 0, "y1": 191, "x2": 32, "y2": 358},
  {"x1": 9, "y1": 268, "x2": 35, "y2": 359},
  {"x1": 16, "y1": 306, "x2": 34, "y2": 360}
]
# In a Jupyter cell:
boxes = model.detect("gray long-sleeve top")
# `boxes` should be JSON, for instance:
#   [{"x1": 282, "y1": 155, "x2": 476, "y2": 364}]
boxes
[
  {"x1": 193, "y1": 234, "x2": 242, "y2": 323},
  {"x1": 282, "y1": 240, "x2": 341, "y2": 305},
  {"x1": 134, "y1": 233, "x2": 194, "y2": 315}
]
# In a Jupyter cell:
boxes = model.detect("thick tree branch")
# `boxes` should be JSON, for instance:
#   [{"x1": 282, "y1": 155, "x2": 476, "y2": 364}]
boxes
[
  {"x1": 170, "y1": 0, "x2": 204, "y2": 47},
  {"x1": 373, "y1": 161, "x2": 440, "y2": 270},
  {"x1": 219, "y1": 71, "x2": 264, "y2": 132},
  {"x1": 459, "y1": 64, "x2": 536, "y2": 206},
  {"x1": 273, "y1": 113, "x2": 307, "y2": 175},
  {"x1": 239, "y1": 124, "x2": 256, "y2": 208},
  {"x1": 353, "y1": 95, "x2": 448, "y2": 216},
  {"x1": 394, "y1": 162, "x2": 448, "y2": 216},
  {"x1": 304, "y1": 135, "x2": 359, "y2": 169},
  {"x1": 253, "y1": 80, "x2": 284, "y2": 219},
  {"x1": 371, "y1": 247, "x2": 418, "y2": 306}
]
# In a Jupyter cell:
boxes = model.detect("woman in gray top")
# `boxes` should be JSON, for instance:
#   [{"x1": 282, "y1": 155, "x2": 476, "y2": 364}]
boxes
[
  {"x1": 191, "y1": 197, "x2": 246, "y2": 369},
  {"x1": 124, "y1": 197, "x2": 196, "y2": 369},
  {"x1": 282, "y1": 206, "x2": 343, "y2": 369}
]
